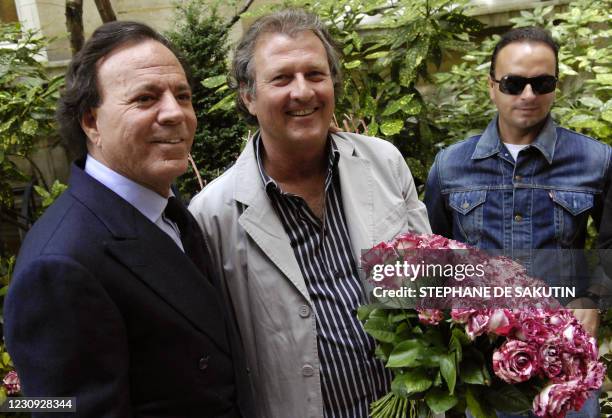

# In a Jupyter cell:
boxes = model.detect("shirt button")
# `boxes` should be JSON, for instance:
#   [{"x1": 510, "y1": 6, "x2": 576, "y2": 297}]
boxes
[
  {"x1": 302, "y1": 364, "x2": 315, "y2": 377},
  {"x1": 461, "y1": 202, "x2": 469, "y2": 209},
  {"x1": 514, "y1": 214, "x2": 522, "y2": 222},
  {"x1": 198, "y1": 355, "x2": 210, "y2": 370},
  {"x1": 299, "y1": 305, "x2": 311, "y2": 318},
  {"x1": 334, "y1": 270, "x2": 342, "y2": 279}
]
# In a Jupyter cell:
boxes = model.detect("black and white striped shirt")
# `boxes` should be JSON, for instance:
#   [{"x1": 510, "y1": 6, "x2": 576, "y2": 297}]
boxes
[{"x1": 255, "y1": 135, "x2": 392, "y2": 418}]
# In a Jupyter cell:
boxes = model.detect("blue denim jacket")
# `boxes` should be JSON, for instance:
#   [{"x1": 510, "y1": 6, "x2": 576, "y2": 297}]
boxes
[{"x1": 425, "y1": 115, "x2": 611, "y2": 265}]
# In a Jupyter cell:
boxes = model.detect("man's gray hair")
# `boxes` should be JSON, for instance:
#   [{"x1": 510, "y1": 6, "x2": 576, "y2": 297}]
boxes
[{"x1": 230, "y1": 8, "x2": 343, "y2": 124}]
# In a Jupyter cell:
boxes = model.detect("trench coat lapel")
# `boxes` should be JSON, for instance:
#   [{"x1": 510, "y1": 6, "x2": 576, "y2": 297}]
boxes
[
  {"x1": 333, "y1": 133, "x2": 376, "y2": 263},
  {"x1": 232, "y1": 141, "x2": 311, "y2": 302},
  {"x1": 69, "y1": 163, "x2": 229, "y2": 351}
]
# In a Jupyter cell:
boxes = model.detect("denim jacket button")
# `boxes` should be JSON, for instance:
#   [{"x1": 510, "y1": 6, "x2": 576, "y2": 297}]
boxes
[
  {"x1": 514, "y1": 175, "x2": 522, "y2": 181},
  {"x1": 514, "y1": 214, "x2": 523, "y2": 222},
  {"x1": 462, "y1": 202, "x2": 469, "y2": 209}
]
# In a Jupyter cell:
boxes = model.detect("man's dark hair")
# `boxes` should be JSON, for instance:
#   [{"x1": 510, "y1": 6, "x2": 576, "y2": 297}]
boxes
[
  {"x1": 490, "y1": 26, "x2": 559, "y2": 78},
  {"x1": 56, "y1": 21, "x2": 193, "y2": 157}
]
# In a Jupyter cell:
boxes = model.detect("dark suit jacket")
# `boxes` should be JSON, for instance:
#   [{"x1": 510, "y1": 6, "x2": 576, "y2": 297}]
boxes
[{"x1": 4, "y1": 161, "x2": 253, "y2": 417}]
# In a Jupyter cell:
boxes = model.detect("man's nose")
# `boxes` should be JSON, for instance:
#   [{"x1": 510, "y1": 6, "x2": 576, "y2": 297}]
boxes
[
  {"x1": 158, "y1": 92, "x2": 186, "y2": 124},
  {"x1": 520, "y1": 83, "x2": 536, "y2": 99},
  {"x1": 290, "y1": 75, "x2": 315, "y2": 101}
]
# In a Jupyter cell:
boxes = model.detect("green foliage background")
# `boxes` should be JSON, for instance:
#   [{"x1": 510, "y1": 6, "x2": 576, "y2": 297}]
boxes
[
  {"x1": 166, "y1": 0, "x2": 248, "y2": 198},
  {"x1": 0, "y1": 24, "x2": 62, "y2": 210}
]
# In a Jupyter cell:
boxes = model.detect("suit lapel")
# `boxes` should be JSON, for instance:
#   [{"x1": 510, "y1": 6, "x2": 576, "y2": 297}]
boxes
[
  {"x1": 68, "y1": 162, "x2": 229, "y2": 351},
  {"x1": 232, "y1": 142, "x2": 311, "y2": 302},
  {"x1": 104, "y1": 226, "x2": 229, "y2": 352}
]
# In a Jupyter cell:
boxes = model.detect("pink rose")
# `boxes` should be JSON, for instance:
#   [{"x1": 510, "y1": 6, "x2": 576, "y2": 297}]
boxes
[
  {"x1": 493, "y1": 339, "x2": 539, "y2": 383},
  {"x1": 515, "y1": 311, "x2": 552, "y2": 344},
  {"x1": 450, "y1": 308, "x2": 477, "y2": 324},
  {"x1": 560, "y1": 322, "x2": 591, "y2": 355},
  {"x1": 487, "y1": 309, "x2": 516, "y2": 336},
  {"x1": 539, "y1": 343, "x2": 563, "y2": 379},
  {"x1": 417, "y1": 309, "x2": 444, "y2": 325},
  {"x1": 3, "y1": 370, "x2": 20, "y2": 395},
  {"x1": 533, "y1": 380, "x2": 588, "y2": 418},
  {"x1": 362, "y1": 241, "x2": 397, "y2": 275},
  {"x1": 393, "y1": 233, "x2": 422, "y2": 250},
  {"x1": 582, "y1": 361, "x2": 606, "y2": 391},
  {"x1": 548, "y1": 309, "x2": 577, "y2": 329},
  {"x1": 466, "y1": 311, "x2": 490, "y2": 340},
  {"x1": 558, "y1": 352, "x2": 587, "y2": 381}
]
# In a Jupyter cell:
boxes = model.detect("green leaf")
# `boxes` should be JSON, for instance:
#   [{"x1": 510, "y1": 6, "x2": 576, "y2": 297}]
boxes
[
  {"x1": 399, "y1": 66, "x2": 416, "y2": 87},
  {"x1": 449, "y1": 327, "x2": 466, "y2": 362},
  {"x1": 0, "y1": 116, "x2": 16, "y2": 133},
  {"x1": 460, "y1": 359, "x2": 486, "y2": 385},
  {"x1": 466, "y1": 386, "x2": 496, "y2": 418},
  {"x1": 439, "y1": 353, "x2": 457, "y2": 394},
  {"x1": 380, "y1": 119, "x2": 404, "y2": 136},
  {"x1": 363, "y1": 318, "x2": 395, "y2": 343},
  {"x1": 365, "y1": 51, "x2": 388, "y2": 60},
  {"x1": 595, "y1": 74, "x2": 612, "y2": 85},
  {"x1": 579, "y1": 97, "x2": 604, "y2": 108},
  {"x1": 425, "y1": 388, "x2": 458, "y2": 414},
  {"x1": 344, "y1": 60, "x2": 362, "y2": 70},
  {"x1": 484, "y1": 385, "x2": 531, "y2": 414},
  {"x1": 201, "y1": 75, "x2": 227, "y2": 89},
  {"x1": 386, "y1": 339, "x2": 426, "y2": 368},
  {"x1": 356, "y1": 304, "x2": 376, "y2": 321},
  {"x1": 602, "y1": 110, "x2": 612, "y2": 123},
  {"x1": 391, "y1": 369, "x2": 433, "y2": 397},
  {"x1": 382, "y1": 95, "x2": 415, "y2": 117},
  {"x1": 389, "y1": 312, "x2": 409, "y2": 323},
  {"x1": 350, "y1": 31, "x2": 362, "y2": 51},
  {"x1": 208, "y1": 93, "x2": 236, "y2": 113},
  {"x1": 20, "y1": 118, "x2": 38, "y2": 136}
]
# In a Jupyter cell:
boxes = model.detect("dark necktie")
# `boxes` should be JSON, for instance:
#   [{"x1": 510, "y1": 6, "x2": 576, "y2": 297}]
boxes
[{"x1": 164, "y1": 196, "x2": 213, "y2": 284}]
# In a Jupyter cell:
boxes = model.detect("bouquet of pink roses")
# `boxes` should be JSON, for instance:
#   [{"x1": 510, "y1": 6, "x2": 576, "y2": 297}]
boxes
[{"x1": 359, "y1": 233, "x2": 605, "y2": 418}]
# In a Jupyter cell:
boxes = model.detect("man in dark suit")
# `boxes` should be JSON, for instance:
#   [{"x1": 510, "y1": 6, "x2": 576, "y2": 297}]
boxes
[{"x1": 4, "y1": 21, "x2": 252, "y2": 417}]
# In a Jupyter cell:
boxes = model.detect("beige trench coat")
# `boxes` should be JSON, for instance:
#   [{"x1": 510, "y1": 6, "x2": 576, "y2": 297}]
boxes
[{"x1": 189, "y1": 132, "x2": 431, "y2": 418}]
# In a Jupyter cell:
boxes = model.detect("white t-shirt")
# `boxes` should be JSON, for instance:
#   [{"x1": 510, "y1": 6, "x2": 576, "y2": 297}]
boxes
[{"x1": 503, "y1": 142, "x2": 529, "y2": 161}]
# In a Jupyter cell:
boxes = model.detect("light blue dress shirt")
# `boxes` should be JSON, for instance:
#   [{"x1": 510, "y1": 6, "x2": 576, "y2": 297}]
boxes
[{"x1": 84, "y1": 154, "x2": 184, "y2": 251}]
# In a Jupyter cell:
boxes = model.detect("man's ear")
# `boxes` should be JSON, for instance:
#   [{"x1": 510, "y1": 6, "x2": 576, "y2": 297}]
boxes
[
  {"x1": 488, "y1": 75, "x2": 496, "y2": 101},
  {"x1": 240, "y1": 83, "x2": 257, "y2": 116},
  {"x1": 81, "y1": 109, "x2": 100, "y2": 147}
]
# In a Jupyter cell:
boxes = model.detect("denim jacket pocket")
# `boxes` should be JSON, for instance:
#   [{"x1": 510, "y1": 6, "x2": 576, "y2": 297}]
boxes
[
  {"x1": 448, "y1": 190, "x2": 487, "y2": 246},
  {"x1": 550, "y1": 190, "x2": 594, "y2": 247}
]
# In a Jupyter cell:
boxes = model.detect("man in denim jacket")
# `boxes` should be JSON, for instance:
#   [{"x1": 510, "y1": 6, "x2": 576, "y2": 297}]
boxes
[{"x1": 425, "y1": 27, "x2": 610, "y2": 417}]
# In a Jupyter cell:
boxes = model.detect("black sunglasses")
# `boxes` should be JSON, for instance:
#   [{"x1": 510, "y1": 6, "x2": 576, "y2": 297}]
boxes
[{"x1": 491, "y1": 75, "x2": 558, "y2": 95}]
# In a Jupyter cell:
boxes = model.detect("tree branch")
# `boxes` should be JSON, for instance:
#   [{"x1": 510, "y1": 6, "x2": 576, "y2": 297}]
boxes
[
  {"x1": 94, "y1": 0, "x2": 117, "y2": 23},
  {"x1": 224, "y1": 0, "x2": 254, "y2": 31},
  {"x1": 65, "y1": 0, "x2": 84, "y2": 55}
]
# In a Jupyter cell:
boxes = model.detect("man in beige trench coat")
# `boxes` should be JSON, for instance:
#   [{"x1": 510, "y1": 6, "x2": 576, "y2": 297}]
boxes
[{"x1": 189, "y1": 8, "x2": 431, "y2": 418}]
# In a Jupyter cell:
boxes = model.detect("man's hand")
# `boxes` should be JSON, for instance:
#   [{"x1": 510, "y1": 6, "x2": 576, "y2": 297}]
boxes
[{"x1": 566, "y1": 297, "x2": 600, "y2": 337}]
